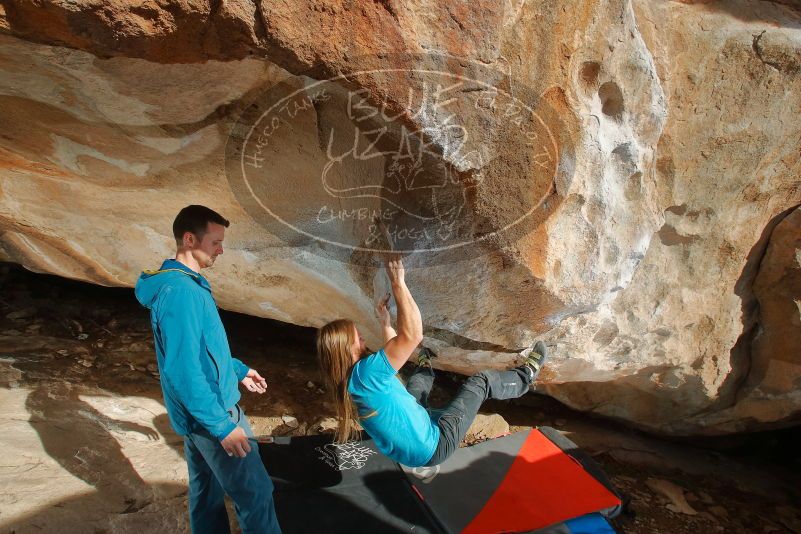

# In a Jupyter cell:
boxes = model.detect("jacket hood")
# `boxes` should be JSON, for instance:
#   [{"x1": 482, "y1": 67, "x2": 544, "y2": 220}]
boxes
[{"x1": 134, "y1": 259, "x2": 210, "y2": 309}]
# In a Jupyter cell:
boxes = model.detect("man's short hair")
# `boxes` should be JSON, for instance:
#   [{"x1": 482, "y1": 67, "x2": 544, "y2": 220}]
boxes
[{"x1": 173, "y1": 205, "x2": 230, "y2": 244}]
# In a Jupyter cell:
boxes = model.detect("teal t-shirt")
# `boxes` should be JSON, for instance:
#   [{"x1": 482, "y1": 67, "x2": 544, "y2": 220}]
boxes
[{"x1": 348, "y1": 349, "x2": 440, "y2": 467}]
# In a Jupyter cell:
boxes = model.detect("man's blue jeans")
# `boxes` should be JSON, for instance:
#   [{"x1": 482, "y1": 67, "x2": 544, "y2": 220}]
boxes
[{"x1": 183, "y1": 405, "x2": 281, "y2": 534}]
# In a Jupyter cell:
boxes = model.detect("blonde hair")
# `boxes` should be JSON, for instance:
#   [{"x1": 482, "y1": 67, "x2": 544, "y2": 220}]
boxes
[{"x1": 316, "y1": 319, "x2": 360, "y2": 443}]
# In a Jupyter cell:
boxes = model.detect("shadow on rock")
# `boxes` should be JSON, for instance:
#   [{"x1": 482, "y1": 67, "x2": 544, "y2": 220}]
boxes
[
  {"x1": 0, "y1": 482, "x2": 189, "y2": 534},
  {"x1": 25, "y1": 381, "x2": 160, "y2": 512}
]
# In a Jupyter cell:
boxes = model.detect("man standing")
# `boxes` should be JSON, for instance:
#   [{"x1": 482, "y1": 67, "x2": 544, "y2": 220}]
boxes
[{"x1": 135, "y1": 205, "x2": 280, "y2": 533}]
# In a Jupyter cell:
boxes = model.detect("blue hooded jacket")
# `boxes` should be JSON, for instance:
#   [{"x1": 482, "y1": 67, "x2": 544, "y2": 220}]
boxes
[{"x1": 134, "y1": 259, "x2": 249, "y2": 441}]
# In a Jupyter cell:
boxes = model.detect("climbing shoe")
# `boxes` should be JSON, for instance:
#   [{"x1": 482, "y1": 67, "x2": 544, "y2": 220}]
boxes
[
  {"x1": 521, "y1": 341, "x2": 548, "y2": 382},
  {"x1": 417, "y1": 347, "x2": 436, "y2": 368}
]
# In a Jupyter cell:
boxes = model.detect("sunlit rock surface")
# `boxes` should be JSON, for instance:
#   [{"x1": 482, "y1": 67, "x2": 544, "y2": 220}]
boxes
[{"x1": 0, "y1": 0, "x2": 799, "y2": 434}]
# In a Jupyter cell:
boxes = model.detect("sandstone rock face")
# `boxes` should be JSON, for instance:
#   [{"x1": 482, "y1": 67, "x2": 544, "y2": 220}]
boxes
[
  {"x1": 701, "y1": 206, "x2": 801, "y2": 432},
  {"x1": 746, "y1": 208, "x2": 801, "y2": 425},
  {"x1": 0, "y1": 0, "x2": 799, "y2": 434},
  {"x1": 0, "y1": 384, "x2": 191, "y2": 533}
]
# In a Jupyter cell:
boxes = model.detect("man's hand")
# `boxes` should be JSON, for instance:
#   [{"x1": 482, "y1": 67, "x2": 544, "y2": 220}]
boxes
[
  {"x1": 220, "y1": 426, "x2": 251, "y2": 458},
  {"x1": 241, "y1": 368, "x2": 267, "y2": 394}
]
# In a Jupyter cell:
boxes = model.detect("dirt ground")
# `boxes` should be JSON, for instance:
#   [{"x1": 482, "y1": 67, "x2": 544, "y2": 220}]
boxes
[{"x1": 0, "y1": 262, "x2": 799, "y2": 533}]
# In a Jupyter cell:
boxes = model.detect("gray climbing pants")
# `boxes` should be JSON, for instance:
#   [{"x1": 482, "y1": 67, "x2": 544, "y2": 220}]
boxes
[{"x1": 404, "y1": 365, "x2": 533, "y2": 467}]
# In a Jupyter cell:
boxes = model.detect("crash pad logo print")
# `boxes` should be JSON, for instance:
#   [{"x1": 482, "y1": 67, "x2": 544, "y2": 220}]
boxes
[
  {"x1": 225, "y1": 53, "x2": 566, "y2": 266},
  {"x1": 316, "y1": 442, "x2": 377, "y2": 471}
]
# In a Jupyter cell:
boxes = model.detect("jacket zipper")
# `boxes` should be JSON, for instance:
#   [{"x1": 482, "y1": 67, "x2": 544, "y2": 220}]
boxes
[{"x1": 207, "y1": 348, "x2": 221, "y2": 382}]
